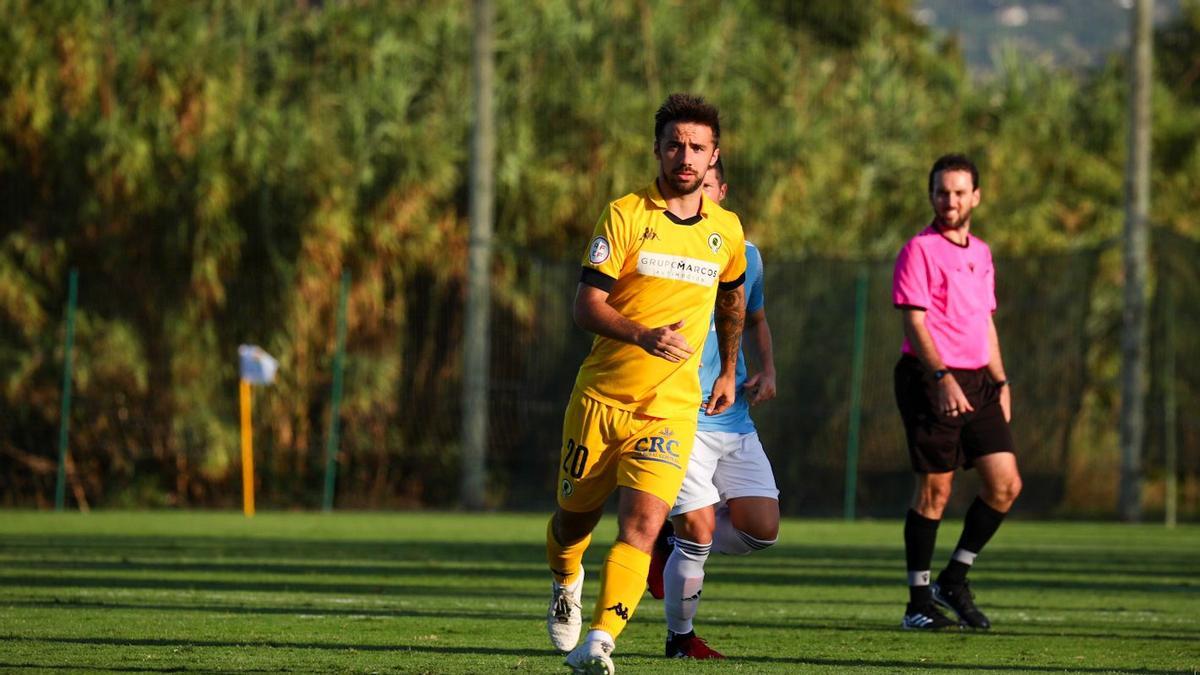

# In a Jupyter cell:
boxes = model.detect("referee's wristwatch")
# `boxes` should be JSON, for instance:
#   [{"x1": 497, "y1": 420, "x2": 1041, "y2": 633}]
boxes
[{"x1": 932, "y1": 369, "x2": 950, "y2": 382}]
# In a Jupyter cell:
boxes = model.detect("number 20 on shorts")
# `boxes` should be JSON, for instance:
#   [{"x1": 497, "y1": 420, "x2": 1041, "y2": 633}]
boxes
[{"x1": 563, "y1": 439, "x2": 588, "y2": 479}]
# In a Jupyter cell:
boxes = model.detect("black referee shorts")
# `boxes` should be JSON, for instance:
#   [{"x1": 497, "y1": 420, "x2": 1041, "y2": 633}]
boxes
[{"x1": 894, "y1": 354, "x2": 1015, "y2": 474}]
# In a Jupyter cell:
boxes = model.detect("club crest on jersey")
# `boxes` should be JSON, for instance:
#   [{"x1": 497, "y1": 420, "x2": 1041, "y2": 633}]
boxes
[
  {"x1": 560, "y1": 479, "x2": 574, "y2": 497},
  {"x1": 588, "y1": 236, "x2": 610, "y2": 264},
  {"x1": 707, "y1": 232, "x2": 722, "y2": 253}
]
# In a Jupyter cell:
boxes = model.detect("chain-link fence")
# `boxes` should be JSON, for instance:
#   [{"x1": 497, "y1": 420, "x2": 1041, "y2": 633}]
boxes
[
  {"x1": 1148, "y1": 231, "x2": 1200, "y2": 498},
  {"x1": 4, "y1": 232, "x2": 1197, "y2": 519},
  {"x1": 492, "y1": 229, "x2": 1198, "y2": 519}
]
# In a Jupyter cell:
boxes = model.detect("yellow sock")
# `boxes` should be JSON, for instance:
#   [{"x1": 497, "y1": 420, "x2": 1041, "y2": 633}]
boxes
[
  {"x1": 590, "y1": 541, "x2": 651, "y2": 639},
  {"x1": 546, "y1": 516, "x2": 590, "y2": 586}
]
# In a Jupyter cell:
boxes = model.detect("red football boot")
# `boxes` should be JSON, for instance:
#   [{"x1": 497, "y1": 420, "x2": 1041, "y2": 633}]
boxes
[{"x1": 665, "y1": 631, "x2": 725, "y2": 659}]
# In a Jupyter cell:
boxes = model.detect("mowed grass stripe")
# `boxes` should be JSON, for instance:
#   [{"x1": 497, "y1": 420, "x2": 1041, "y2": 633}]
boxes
[{"x1": 0, "y1": 512, "x2": 1197, "y2": 673}]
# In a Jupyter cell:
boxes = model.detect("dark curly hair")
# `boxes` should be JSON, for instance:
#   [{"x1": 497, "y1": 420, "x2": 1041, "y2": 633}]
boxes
[
  {"x1": 654, "y1": 93, "x2": 720, "y2": 146},
  {"x1": 928, "y1": 154, "x2": 979, "y2": 194}
]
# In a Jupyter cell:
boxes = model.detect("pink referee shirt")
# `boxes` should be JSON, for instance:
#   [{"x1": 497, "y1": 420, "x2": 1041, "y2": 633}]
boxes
[{"x1": 892, "y1": 226, "x2": 996, "y2": 369}]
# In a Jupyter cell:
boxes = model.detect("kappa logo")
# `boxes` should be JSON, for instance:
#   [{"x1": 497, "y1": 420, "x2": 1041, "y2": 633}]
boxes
[
  {"x1": 588, "y1": 236, "x2": 611, "y2": 264},
  {"x1": 640, "y1": 227, "x2": 660, "y2": 241},
  {"x1": 707, "y1": 232, "x2": 723, "y2": 253},
  {"x1": 605, "y1": 602, "x2": 630, "y2": 621}
]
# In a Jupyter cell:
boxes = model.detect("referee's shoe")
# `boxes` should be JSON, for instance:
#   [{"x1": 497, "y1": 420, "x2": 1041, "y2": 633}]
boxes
[
  {"x1": 933, "y1": 580, "x2": 991, "y2": 630},
  {"x1": 901, "y1": 602, "x2": 961, "y2": 630}
]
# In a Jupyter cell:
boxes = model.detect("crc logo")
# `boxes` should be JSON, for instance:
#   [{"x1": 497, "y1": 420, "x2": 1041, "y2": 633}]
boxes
[{"x1": 634, "y1": 429, "x2": 680, "y2": 459}]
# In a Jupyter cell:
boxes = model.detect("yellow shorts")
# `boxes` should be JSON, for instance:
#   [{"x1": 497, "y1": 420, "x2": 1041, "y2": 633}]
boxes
[{"x1": 556, "y1": 388, "x2": 697, "y2": 512}]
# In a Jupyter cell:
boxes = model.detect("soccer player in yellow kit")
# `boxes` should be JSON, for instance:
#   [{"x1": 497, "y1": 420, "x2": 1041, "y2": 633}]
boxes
[{"x1": 546, "y1": 93, "x2": 748, "y2": 674}]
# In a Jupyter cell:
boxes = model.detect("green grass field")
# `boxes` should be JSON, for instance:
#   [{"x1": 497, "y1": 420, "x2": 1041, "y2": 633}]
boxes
[{"x1": 0, "y1": 512, "x2": 1197, "y2": 673}]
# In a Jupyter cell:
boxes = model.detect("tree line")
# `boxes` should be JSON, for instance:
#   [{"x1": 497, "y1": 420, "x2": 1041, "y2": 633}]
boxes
[{"x1": 1, "y1": 0, "x2": 1197, "y2": 508}]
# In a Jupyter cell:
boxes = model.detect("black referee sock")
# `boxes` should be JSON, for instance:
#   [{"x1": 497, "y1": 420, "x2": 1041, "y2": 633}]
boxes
[
  {"x1": 938, "y1": 496, "x2": 1007, "y2": 587},
  {"x1": 904, "y1": 509, "x2": 940, "y2": 606}
]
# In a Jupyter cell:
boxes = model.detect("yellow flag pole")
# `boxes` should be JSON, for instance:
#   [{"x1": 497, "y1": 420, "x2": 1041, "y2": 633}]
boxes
[{"x1": 239, "y1": 377, "x2": 255, "y2": 517}]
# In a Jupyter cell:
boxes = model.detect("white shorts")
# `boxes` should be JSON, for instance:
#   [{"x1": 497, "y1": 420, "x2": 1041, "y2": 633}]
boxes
[{"x1": 670, "y1": 430, "x2": 779, "y2": 517}]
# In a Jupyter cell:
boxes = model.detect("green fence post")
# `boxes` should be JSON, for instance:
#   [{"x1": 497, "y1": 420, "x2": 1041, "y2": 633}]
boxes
[
  {"x1": 54, "y1": 268, "x2": 79, "y2": 512},
  {"x1": 1163, "y1": 274, "x2": 1177, "y2": 529},
  {"x1": 323, "y1": 271, "x2": 349, "y2": 512},
  {"x1": 845, "y1": 266, "x2": 868, "y2": 521}
]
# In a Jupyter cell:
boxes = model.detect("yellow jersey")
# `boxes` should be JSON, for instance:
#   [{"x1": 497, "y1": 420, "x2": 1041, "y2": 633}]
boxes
[{"x1": 574, "y1": 181, "x2": 747, "y2": 418}]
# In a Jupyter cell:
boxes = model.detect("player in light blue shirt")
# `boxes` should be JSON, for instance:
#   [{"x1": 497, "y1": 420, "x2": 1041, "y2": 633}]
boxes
[
  {"x1": 696, "y1": 239, "x2": 766, "y2": 434},
  {"x1": 650, "y1": 158, "x2": 781, "y2": 659}
]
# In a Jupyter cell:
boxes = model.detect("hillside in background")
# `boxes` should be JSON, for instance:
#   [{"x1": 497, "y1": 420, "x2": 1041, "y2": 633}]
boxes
[{"x1": 915, "y1": 0, "x2": 1181, "y2": 72}]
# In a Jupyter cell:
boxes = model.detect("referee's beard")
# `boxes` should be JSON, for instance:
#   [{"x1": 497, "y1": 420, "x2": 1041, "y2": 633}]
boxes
[{"x1": 934, "y1": 211, "x2": 972, "y2": 232}]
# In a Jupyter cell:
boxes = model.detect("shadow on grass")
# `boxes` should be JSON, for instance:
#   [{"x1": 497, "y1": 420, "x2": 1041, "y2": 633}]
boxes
[
  {"x1": 736, "y1": 655, "x2": 1191, "y2": 674},
  {"x1": 5, "y1": 598, "x2": 530, "y2": 623},
  {"x1": 3, "y1": 568, "x2": 1195, "y2": 599},
  {"x1": 6, "y1": 599, "x2": 1196, "y2": 643},
  {"x1": 0, "y1": 638, "x2": 1188, "y2": 674},
  {"x1": 0, "y1": 574, "x2": 544, "y2": 599},
  {"x1": 0, "y1": 634, "x2": 547, "y2": 658},
  {"x1": 3, "y1": 534, "x2": 1197, "y2": 576},
  {"x1": 2, "y1": 534, "x2": 1197, "y2": 602},
  {"x1": 0, "y1": 664, "x2": 278, "y2": 673}
]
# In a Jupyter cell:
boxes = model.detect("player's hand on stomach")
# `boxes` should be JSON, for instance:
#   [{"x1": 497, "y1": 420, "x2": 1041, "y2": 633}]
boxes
[
  {"x1": 745, "y1": 371, "x2": 777, "y2": 405},
  {"x1": 638, "y1": 319, "x2": 693, "y2": 362}
]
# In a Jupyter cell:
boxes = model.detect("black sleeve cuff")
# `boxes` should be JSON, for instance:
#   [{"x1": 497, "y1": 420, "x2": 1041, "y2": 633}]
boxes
[
  {"x1": 580, "y1": 267, "x2": 616, "y2": 292},
  {"x1": 894, "y1": 303, "x2": 927, "y2": 311},
  {"x1": 718, "y1": 273, "x2": 745, "y2": 292}
]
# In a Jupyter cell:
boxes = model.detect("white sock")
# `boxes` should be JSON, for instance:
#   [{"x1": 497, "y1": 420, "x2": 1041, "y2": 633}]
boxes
[
  {"x1": 583, "y1": 629, "x2": 614, "y2": 646},
  {"x1": 663, "y1": 537, "x2": 710, "y2": 635},
  {"x1": 712, "y1": 505, "x2": 777, "y2": 555}
]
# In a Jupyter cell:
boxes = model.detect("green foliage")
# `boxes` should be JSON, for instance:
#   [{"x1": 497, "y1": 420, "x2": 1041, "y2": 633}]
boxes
[
  {"x1": 1, "y1": 0, "x2": 1198, "y2": 507},
  {"x1": 1155, "y1": 0, "x2": 1200, "y2": 105}
]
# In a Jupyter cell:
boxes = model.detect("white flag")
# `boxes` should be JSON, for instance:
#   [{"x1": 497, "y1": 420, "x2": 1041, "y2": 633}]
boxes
[{"x1": 238, "y1": 345, "x2": 279, "y2": 385}]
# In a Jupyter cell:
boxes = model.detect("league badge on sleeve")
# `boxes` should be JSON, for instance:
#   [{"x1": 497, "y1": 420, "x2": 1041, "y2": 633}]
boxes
[{"x1": 588, "y1": 236, "x2": 611, "y2": 264}]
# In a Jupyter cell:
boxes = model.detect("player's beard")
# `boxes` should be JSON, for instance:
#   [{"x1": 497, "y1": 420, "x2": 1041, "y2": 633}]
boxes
[{"x1": 661, "y1": 168, "x2": 704, "y2": 196}]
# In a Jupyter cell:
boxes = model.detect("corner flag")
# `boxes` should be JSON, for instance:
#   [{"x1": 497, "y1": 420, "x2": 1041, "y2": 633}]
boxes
[
  {"x1": 238, "y1": 345, "x2": 278, "y2": 517},
  {"x1": 239, "y1": 345, "x2": 278, "y2": 385}
]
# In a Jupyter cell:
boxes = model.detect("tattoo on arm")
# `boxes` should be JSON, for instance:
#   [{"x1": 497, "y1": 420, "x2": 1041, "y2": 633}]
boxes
[{"x1": 714, "y1": 287, "x2": 745, "y2": 373}]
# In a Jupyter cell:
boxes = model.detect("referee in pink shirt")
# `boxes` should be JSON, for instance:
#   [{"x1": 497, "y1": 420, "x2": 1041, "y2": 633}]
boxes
[{"x1": 892, "y1": 154, "x2": 1022, "y2": 631}]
